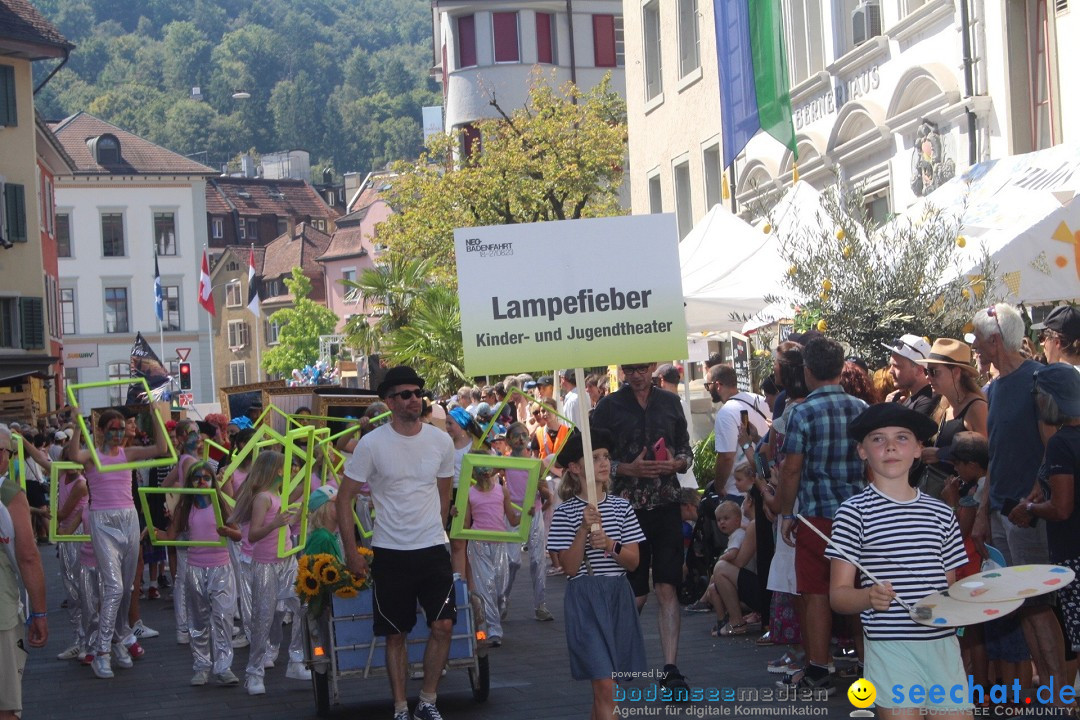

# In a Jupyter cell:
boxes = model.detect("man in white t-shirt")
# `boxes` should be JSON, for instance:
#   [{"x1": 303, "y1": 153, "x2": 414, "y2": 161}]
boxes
[
  {"x1": 559, "y1": 369, "x2": 581, "y2": 426},
  {"x1": 706, "y1": 365, "x2": 770, "y2": 500},
  {"x1": 339, "y1": 366, "x2": 457, "y2": 720}
]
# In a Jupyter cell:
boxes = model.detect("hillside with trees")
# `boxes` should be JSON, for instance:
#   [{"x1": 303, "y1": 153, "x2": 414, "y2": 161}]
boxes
[{"x1": 32, "y1": 0, "x2": 440, "y2": 178}]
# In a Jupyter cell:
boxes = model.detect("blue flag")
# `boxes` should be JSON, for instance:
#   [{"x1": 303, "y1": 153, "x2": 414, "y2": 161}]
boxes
[{"x1": 154, "y1": 253, "x2": 163, "y2": 322}]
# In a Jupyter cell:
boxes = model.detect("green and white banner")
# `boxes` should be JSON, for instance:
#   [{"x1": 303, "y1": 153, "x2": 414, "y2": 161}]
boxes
[{"x1": 455, "y1": 215, "x2": 687, "y2": 376}]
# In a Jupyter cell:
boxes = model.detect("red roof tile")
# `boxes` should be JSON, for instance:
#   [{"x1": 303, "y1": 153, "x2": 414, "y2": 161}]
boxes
[
  {"x1": 0, "y1": 0, "x2": 71, "y2": 59},
  {"x1": 207, "y1": 176, "x2": 340, "y2": 222},
  {"x1": 319, "y1": 209, "x2": 373, "y2": 262},
  {"x1": 50, "y1": 112, "x2": 216, "y2": 175},
  {"x1": 260, "y1": 222, "x2": 332, "y2": 282}
]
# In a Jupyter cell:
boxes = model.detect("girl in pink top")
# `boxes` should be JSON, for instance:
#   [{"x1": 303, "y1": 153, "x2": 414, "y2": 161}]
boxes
[
  {"x1": 162, "y1": 461, "x2": 241, "y2": 686},
  {"x1": 228, "y1": 451, "x2": 307, "y2": 695},
  {"x1": 55, "y1": 452, "x2": 89, "y2": 660},
  {"x1": 465, "y1": 453, "x2": 521, "y2": 647},
  {"x1": 70, "y1": 406, "x2": 168, "y2": 678}
]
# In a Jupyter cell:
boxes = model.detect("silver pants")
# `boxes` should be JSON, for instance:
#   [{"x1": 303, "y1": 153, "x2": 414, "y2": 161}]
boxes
[
  {"x1": 77, "y1": 563, "x2": 100, "y2": 655},
  {"x1": 468, "y1": 540, "x2": 508, "y2": 640},
  {"x1": 58, "y1": 542, "x2": 83, "y2": 647},
  {"x1": 186, "y1": 564, "x2": 237, "y2": 674},
  {"x1": 246, "y1": 560, "x2": 302, "y2": 678},
  {"x1": 356, "y1": 494, "x2": 374, "y2": 549},
  {"x1": 228, "y1": 541, "x2": 253, "y2": 643},
  {"x1": 504, "y1": 516, "x2": 547, "y2": 610},
  {"x1": 174, "y1": 548, "x2": 189, "y2": 633},
  {"x1": 89, "y1": 508, "x2": 138, "y2": 653}
]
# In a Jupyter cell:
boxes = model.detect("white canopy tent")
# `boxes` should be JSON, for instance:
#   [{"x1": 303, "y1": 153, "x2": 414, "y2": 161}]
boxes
[
  {"x1": 897, "y1": 144, "x2": 1080, "y2": 303},
  {"x1": 679, "y1": 183, "x2": 826, "y2": 333}
]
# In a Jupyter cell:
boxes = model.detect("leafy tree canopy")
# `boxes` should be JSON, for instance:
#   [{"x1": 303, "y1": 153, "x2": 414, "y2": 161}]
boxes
[
  {"x1": 376, "y1": 71, "x2": 628, "y2": 284},
  {"x1": 261, "y1": 268, "x2": 340, "y2": 378},
  {"x1": 32, "y1": 0, "x2": 439, "y2": 177}
]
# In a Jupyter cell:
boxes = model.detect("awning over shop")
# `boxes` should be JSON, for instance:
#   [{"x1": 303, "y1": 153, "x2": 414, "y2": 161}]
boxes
[{"x1": 0, "y1": 355, "x2": 59, "y2": 385}]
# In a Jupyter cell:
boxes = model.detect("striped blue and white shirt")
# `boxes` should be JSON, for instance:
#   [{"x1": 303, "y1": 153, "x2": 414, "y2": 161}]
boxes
[
  {"x1": 548, "y1": 495, "x2": 645, "y2": 579},
  {"x1": 826, "y1": 485, "x2": 966, "y2": 641}
]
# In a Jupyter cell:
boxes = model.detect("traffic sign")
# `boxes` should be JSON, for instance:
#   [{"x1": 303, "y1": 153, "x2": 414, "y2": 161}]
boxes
[
  {"x1": 175, "y1": 347, "x2": 191, "y2": 361},
  {"x1": 178, "y1": 392, "x2": 194, "y2": 408}
]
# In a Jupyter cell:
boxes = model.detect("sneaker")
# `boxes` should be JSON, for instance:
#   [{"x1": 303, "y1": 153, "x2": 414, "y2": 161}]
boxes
[
  {"x1": 176, "y1": 629, "x2": 190, "y2": 645},
  {"x1": 413, "y1": 701, "x2": 444, "y2": 720},
  {"x1": 685, "y1": 599, "x2": 712, "y2": 613},
  {"x1": 245, "y1": 675, "x2": 265, "y2": 696},
  {"x1": 191, "y1": 670, "x2": 210, "y2": 686},
  {"x1": 659, "y1": 665, "x2": 690, "y2": 701},
  {"x1": 767, "y1": 652, "x2": 802, "y2": 675},
  {"x1": 147, "y1": 586, "x2": 160, "y2": 600},
  {"x1": 80, "y1": 653, "x2": 94, "y2": 666},
  {"x1": 124, "y1": 640, "x2": 145, "y2": 659},
  {"x1": 92, "y1": 654, "x2": 113, "y2": 679},
  {"x1": 231, "y1": 635, "x2": 250, "y2": 648},
  {"x1": 133, "y1": 620, "x2": 160, "y2": 639},
  {"x1": 56, "y1": 644, "x2": 81, "y2": 661},
  {"x1": 112, "y1": 643, "x2": 133, "y2": 669},
  {"x1": 535, "y1": 606, "x2": 554, "y2": 622},
  {"x1": 158, "y1": 573, "x2": 171, "y2": 589},
  {"x1": 488, "y1": 637, "x2": 502, "y2": 648},
  {"x1": 499, "y1": 598, "x2": 509, "y2": 621},
  {"x1": 393, "y1": 712, "x2": 410, "y2": 720},
  {"x1": 214, "y1": 669, "x2": 240, "y2": 686},
  {"x1": 546, "y1": 566, "x2": 564, "y2": 576},
  {"x1": 286, "y1": 661, "x2": 311, "y2": 680},
  {"x1": 263, "y1": 657, "x2": 275, "y2": 669}
]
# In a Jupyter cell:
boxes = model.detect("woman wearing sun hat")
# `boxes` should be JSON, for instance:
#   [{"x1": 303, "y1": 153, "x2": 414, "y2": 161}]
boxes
[{"x1": 917, "y1": 338, "x2": 988, "y2": 476}]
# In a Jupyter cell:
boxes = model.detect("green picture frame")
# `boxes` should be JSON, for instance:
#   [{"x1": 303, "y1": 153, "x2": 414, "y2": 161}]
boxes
[
  {"x1": 49, "y1": 462, "x2": 89, "y2": 543},
  {"x1": 448, "y1": 454, "x2": 542, "y2": 543},
  {"x1": 67, "y1": 379, "x2": 178, "y2": 471},
  {"x1": 477, "y1": 386, "x2": 576, "y2": 449},
  {"x1": 11, "y1": 433, "x2": 25, "y2": 491},
  {"x1": 138, "y1": 487, "x2": 226, "y2": 547}
]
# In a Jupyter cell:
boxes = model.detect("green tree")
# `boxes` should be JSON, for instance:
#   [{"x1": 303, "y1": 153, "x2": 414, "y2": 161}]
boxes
[
  {"x1": 376, "y1": 70, "x2": 627, "y2": 284},
  {"x1": 261, "y1": 268, "x2": 340, "y2": 378},
  {"x1": 768, "y1": 182, "x2": 997, "y2": 365},
  {"x1": 342, "y1": 257, "x2": 435, "y2": 354}
]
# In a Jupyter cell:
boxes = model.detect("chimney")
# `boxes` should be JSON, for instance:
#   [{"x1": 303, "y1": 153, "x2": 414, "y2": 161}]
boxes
[{"x1": 344, "y1": 172, "x2": 361, "y2": 199}]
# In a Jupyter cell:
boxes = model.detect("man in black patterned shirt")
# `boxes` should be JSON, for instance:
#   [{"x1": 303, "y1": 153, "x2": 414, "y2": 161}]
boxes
[{"x1": 591, "y1": 362, "x2": 693, "y2": 697}]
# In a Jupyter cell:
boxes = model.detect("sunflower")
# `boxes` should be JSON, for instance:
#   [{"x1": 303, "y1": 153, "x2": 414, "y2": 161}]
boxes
[
  {"x1": 308, "y1": 555, "x2": 331, "y2": 580},
  {"x1": 358, "y1": 547, "x2": 374, "y2": 559},
  {"x1": 296, "y1": 571, "x2": 321, "y2": 599},
  {"x1": 319, "y1": 562, "x2": 341, "y2": 586},
  {"x1": 334, "y1": 585, "x2": 358, "y2": 599}
]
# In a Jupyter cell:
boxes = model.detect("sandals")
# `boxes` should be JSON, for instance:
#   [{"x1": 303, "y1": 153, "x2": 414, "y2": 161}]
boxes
[{"x1": 717, "y1": 622, "x2": 749, "y2": 637}]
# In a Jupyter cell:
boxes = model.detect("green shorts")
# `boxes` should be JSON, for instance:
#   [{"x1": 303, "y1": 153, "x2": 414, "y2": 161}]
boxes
[
  {"x1": 865, "y1": 634, "x2": 973, "y2": 711},
  {"x1": 0, "y1": 623, "x2": 27, "y2": 717}
]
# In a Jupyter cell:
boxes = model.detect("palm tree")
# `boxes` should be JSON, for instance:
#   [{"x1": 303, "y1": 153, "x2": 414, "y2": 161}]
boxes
[
  {"x1": 382, "y1": 285, "x2": 467, "y2": 394},
  {"x1": 342, "y1": 256, "x2": 435, "y2": 355}
]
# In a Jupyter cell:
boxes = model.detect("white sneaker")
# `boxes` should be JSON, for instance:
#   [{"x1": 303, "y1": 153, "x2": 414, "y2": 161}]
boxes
[
  {"x1": 263, "y1": 657, "x2": 276, "y2": 669},
  {"x1": 215, "y1": 669, "x2": 240, "y2": 686},
  {"x1": 190, "y1": 670, "x2": 210, "y2": 686},
  {"x1": 286, "y1": 661, "x2": 311, "y2": 681},
  {"x1": 231, "y1": 635, "x2": 250, "y2": 648},
  {"x1": 133, "y1": 620, "x2": 160, "y2": 639},
  {"x1": 112, "y1": 643, "x2": 133, "y2": 669},
  {"x1": 91, "y1": 654, "x2": 113, "y2": 679},
  {"x1": 56, "y1": 644, "x2": 81, "y2": 661},
  {"x1": 176, "y1": 629, "x2": 190, "y2": 645},
  {"x1": 246, "y1": 675, "x2": 266, "y2": 696}
]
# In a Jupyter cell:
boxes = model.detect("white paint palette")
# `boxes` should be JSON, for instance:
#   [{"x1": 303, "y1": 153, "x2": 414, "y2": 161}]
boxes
[
  {"x1": 912, "y1": 591, "x2": 1023, "y2": 628},
  {"x1": 947, "y1": 564, "x2": 1075, "y2": 603}
]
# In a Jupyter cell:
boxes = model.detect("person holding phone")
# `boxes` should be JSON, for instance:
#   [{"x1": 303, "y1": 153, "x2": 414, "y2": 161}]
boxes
[{"x1": 705, "y1": 365, "x2": 771, "y2": 503}]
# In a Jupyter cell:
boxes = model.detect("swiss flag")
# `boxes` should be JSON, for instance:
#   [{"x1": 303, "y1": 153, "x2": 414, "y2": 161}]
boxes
[{"x1": 199, "y1": 249, "x2": 215, "y2": 315}]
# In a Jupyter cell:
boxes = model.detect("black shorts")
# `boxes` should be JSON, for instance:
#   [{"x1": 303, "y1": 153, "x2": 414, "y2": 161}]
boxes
[
  {"x1": 627, "y1": 503, "x2": 684, "y2": 597},
  {"x1": 370, "y1": 545, "x2": 457, "y2": 636},
  {"x1": 25, "y1": 481, "x2": 47, "y2": 508},
  {"x1": 737, "y1": 568, "x2": 762, "y2": 612}
]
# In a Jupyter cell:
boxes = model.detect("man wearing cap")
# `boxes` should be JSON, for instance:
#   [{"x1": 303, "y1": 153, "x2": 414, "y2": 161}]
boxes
[
  {"x1": 338, "y1": 366, "x2": 457, "y2": 720},
  {"x1": 882, "y1": 334, "x2": 937, "y2": 417},
  {"x1": 970, "y1": 303, "x2": 1066, "y2": 700},
  {"x1": 1033, "y1": 305, "x2": 1080, "y2": 370},
  {"x1": 591, "y1": 362, "x2": 693, "y2": 695}
]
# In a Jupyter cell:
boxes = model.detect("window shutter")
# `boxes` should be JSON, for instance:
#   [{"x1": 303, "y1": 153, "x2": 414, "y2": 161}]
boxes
[
  {"x1": 0, "y1": 65, "x2": 16, "y2": 127},
  {"x1": 458, "y1": 15, "x2": 477, "y2": 67},
  {"x1": 536, "y1": 13, "x2": 554, "y2": 63},
  {"x1": 593, "y1": 15, "x2": 616, "y2": 67},
  {"x1": 19, "y1": 297, "x2": 44, "y2": 349},
  {"x1": 493, "y1": 12, "x2": 519, "y2": 62},
  {"x1": 4, "y1": 183, "x2": 25, "y2": 243}
]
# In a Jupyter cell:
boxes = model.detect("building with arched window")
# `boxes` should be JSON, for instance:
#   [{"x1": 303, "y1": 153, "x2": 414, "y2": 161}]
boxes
[{"x1": 624, "y1": 0, "x2": 1075, "y2": 227}]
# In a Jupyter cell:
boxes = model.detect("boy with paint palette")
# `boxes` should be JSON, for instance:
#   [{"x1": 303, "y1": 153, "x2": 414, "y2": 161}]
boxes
[{"x1": 826, "y1": 403, "x2": 971, "y2": 718}]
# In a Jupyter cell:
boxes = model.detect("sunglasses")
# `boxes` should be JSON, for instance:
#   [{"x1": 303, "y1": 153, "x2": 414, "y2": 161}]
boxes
[
  {"x1": 986, "y1": 305, "x2": 1005, "y2": 340},
  {"x1": 1039, "y1": 329, "x2": 1059, "y2": 344},
  {"x1": 926, "y1": 366, "x2": 946, "y2": 378},
  {"x1": 387, "y1": 389, "x2": 424, "y2": 400},
  {"x1": 622, "y1": 365, "x2": 651, "y2": 375},
  {"x1": 889, "y1": 338, "x2": 927, "y2": 359}
]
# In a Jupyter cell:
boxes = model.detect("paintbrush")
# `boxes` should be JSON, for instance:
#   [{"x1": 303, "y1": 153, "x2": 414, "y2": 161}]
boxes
[{"x1": 795, "y1": 514, "x2": 932, "y2": 621}]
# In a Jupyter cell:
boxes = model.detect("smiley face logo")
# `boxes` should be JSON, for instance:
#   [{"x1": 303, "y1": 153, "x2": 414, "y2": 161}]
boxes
[{"x1": 848, "y1": 678, "x2": 877, "y2": 709}]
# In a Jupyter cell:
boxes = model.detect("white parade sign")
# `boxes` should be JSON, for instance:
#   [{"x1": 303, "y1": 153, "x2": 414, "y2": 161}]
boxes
[{"x1": 454, "y1": 214, "x2": 687, "y2": 376}]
